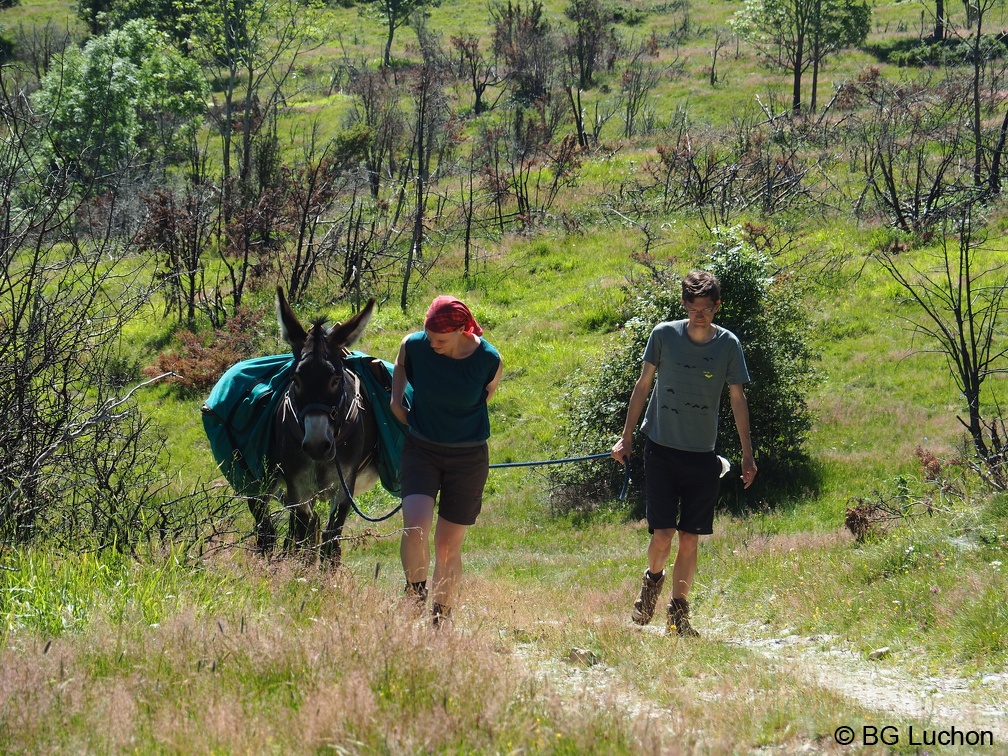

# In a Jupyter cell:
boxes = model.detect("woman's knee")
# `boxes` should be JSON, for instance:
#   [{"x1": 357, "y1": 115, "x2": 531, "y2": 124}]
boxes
[
  {"x1": 402, "y1": 495, "x2": 435, "y2": 529},
  {"x1": 433, "y1": 519, "x2": 467, "y2": 557}
]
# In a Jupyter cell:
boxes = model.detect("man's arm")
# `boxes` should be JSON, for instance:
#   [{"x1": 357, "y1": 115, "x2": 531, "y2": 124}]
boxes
[
  {"x1": 729, "y1": 383, "x2": 757, "y2": 488},
  {"x1": 611, "y1": 361, "x2": 657, "y2": 465}
]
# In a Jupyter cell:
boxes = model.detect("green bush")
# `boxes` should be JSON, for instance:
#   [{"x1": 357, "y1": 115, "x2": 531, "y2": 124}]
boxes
[{"x1": 550, "y1": 227, "x2": 819, "y2": 514}]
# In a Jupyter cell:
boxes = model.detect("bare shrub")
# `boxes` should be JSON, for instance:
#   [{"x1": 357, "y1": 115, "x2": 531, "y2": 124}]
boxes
[
  {"x1": 144, "y1": 308, "x2": 263, "y2": 393},
  {"x1": 0, "y1": 68, "x2": 238, "y2": 552}
]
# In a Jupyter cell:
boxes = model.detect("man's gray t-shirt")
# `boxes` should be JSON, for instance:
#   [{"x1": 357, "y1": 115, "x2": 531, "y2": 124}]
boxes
[{"x1": 641, "y1": 320, "x2": 750, "y2": 452}]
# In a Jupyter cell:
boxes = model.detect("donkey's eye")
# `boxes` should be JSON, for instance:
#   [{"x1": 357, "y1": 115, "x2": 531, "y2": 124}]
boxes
[
  {"x1": 292, "y1": 375, "x2": 303, "y2": 392},
  {"x1": 329, "y1": 374, "x2": 342, "y2": 392}
]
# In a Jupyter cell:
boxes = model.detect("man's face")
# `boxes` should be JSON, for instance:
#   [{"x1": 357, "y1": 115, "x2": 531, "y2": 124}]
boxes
[{"x1": 683, "y1": 296, "x2": 720, "y2": 325}]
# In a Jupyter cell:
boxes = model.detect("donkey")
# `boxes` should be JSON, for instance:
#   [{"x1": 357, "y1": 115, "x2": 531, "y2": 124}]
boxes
[{"x1": 250, "y1": 287, "x2": 380, "y2": 564}]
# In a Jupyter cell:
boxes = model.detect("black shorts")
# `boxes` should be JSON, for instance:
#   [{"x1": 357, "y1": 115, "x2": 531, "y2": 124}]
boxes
[
  {"x1": 400, "y1": 435, "x2": 489, "y2": 526},
  {"x1": 643, "y1": 439, "x2": 721, "y2": 535}
]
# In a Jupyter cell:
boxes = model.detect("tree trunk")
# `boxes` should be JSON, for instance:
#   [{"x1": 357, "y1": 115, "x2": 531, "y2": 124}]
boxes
[
  {"x1": 973, "y1": 15, "x2": 983, "y2": 185},
  {"x1": 567, "y1": 86, "x2": 588, "y2": 147},
  {"x1": 989, "y1": 107, "x2": 1008, "y2": 196},
  {"x1": 791, "y1": 33, "x2": 804, "y2": 114},
  {"x1": 384, "y1": 23, "x2": 394, "y2": 67}
]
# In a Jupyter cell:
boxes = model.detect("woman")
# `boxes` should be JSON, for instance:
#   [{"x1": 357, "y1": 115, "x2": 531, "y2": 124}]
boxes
[{"x1": 391, "y1": 295, "x2": 503, "y2": 627}]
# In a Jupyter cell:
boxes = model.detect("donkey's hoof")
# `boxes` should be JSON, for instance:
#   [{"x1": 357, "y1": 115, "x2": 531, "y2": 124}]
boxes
[
  {"x1": 320, "y1": 537, "x2": 342, "y2": 567},
  {"x1": 256, "y1": 528, "x2": 278, "y2": 554}
]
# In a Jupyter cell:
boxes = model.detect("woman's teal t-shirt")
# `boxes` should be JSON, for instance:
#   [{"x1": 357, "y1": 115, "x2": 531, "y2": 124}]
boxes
[{"x1": 404, "y1": 332, "x2": 501, "y2": 445}]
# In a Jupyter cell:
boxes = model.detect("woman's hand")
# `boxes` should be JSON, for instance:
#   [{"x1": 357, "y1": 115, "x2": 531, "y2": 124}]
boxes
[{"x1": 390, "y1": 399, "x2": 408, "y2": 426}]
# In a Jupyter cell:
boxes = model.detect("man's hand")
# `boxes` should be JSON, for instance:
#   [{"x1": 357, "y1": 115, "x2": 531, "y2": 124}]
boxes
[
  {"x1": 611, "y1": 437, "x2": 631, "y2": 465},
  {"x1": 740, "y1": 453, "x2": 757, "y2": 488}
]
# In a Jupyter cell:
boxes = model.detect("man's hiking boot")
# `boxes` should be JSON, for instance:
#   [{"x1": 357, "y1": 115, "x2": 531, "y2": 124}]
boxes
[
  {"x1": 667, "y1": 597, "x2": 700, "y2": 637},
  {"x1": 631, "y1": 569, "x2": 665, "y2": 625}
]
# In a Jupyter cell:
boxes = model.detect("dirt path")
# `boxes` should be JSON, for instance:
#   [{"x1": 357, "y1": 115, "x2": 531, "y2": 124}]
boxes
[
  {"x1": 511, "y1": 621, "x2": 1008, "y2": 747},
  {"x1": 724, "y1": 627, "x2": 1008, "y2": 741}
]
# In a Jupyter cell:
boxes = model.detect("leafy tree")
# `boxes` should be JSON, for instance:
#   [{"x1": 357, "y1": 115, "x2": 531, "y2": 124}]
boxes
[
  {"x1": 563, "y1": 0, "x2": 614, "y2": 89},
  {"x1": 77, "y1": 0, "x2": 202, "y2": 48},
  {"x1": 491, "y1": 0, "x2": 557, "y2": 106},
  {"x1": 363, "y1": 0, "x2": 435, "y2": 67},
  {"x1": 552, "y1": 227, "x2": 817, "y2": 511},
  {"x1": 807, "y1": 0, "x2": 870, "y2": 111},
  {"x1": 32, "y1": 18, "x2": 206, "y2": 194},
  {"x1": 731, "y1": 0, "x2": 870, "y2": 113},
  {"x1": 76, "y1": 0, "x2": 114, "y2": 35}
]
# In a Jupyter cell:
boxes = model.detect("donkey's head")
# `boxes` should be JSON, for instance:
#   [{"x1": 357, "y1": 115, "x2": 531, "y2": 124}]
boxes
[{"x1": 276, "y1": 287, "x2": 376, "y2": 460}]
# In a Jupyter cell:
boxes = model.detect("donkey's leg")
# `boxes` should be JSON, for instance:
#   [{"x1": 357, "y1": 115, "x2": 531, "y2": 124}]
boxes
[
  {"x1": 248, "y1": 495, "x2": 277, "y2": 554},
  {"x1": 287, "y1": 501, "x2": 322, "y2": 552},
  {"x1": 321, "y1": 494, "x2": 352, "y2": 567}
]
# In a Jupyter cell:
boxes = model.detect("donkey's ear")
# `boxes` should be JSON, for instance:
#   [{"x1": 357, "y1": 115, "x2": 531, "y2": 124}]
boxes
[
  {"x1": 276, "y1": 286, "x2": 307, "y2": 355},
  {"x1": 328, "y1": 297, "x2": 376, "y2": 350}
]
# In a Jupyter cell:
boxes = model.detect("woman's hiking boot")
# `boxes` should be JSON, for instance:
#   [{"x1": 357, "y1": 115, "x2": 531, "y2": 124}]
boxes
[
  {"x1": 432, "y1": 602, "x2": 452, "y2": 629},
  {"x1": 667, "y1": 597, "x2": 700, "y2": 637},
  {"x1": 404, "y1": 580, "x2": 428, "y2": 614},
  {"x1": 631, "y1": 569, "x2": 665, "y2": 625}
]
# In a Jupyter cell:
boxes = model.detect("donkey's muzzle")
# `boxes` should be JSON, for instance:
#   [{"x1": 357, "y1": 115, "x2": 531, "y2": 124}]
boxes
[{"x1": 302, "y1": 414, "x2": 336, "y2": 460}]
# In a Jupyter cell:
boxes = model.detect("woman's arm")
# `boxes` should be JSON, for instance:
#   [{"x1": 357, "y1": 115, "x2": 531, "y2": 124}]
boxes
[
  {"x1": 484, "y1": 358, "x2": 504, "y2": 401},
  {"x1": 390, "y1": 337, "x2": 410, "y2": 425}
]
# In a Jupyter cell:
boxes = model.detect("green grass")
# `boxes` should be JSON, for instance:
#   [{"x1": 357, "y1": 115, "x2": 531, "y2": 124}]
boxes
[
  {"x1": 4, "y1": 0, "x2": 1008, "y2": 750},
  {"x1": 8, "y1": 207, "x2": 1008, "y2": 752}
]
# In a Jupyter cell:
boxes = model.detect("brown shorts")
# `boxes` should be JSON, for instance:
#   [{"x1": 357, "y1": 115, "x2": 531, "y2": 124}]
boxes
[{"x1": 400, "y1": 435, "x2": 489, "y2": 526}]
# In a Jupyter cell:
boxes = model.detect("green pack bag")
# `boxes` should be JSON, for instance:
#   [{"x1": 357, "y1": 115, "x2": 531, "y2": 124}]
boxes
[
  {"x1": 201, "y1": 353, "x2": 295, "y2": 493},
  {"x1": 344, "y1": 351, "x2": 412, "y2": 496}
]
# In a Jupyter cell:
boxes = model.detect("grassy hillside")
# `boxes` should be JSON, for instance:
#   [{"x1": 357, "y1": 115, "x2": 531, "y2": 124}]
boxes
[
  {"x1": 4, "y1": 228, "x2": 1008, "y2": 751},
  {"x1": 3, "y1": 0, "x2": 1008, "y2": 751}
]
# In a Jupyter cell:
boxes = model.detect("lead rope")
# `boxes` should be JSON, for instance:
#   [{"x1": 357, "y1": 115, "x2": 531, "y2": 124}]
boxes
[{"x1": 337, "y1": 451, "x2": 631, "y2": 525}]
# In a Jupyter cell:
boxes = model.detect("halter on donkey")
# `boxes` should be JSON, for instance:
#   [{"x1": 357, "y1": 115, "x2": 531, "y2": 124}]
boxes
[{"x1": 248, "y1": 287, "x2": 380, "y2": 564}]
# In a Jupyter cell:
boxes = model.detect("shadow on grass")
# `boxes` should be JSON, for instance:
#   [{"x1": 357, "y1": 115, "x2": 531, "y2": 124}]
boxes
[
  {"x1": 548, "y1": 453, "x2": 823, "y2": 525},
  {"x1": 863, "y1": 35, "x2": 1006, "y2": 66},
  {"x1": 717, "y1": 452, "x2": 823, "y2": 516}
]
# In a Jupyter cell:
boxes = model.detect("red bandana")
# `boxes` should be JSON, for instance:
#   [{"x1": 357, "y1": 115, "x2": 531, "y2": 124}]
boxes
[{"x1": 424, "y1": 295, "x2": 483, "y2": 336}]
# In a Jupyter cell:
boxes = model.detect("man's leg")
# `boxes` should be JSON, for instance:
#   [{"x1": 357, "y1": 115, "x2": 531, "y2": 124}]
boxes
[
  {"x1": 647, "y1": 528, "x2": 676, "y2": 574},
  {"x1": 668, "y1": 531, "x2": 701, "y2": 636},
  {"x1": 632, "y1": 528, "x2": 676, "y2": 624},
  {"x1": 670, "y1": 531, "x2": 699, "y2": 599}
]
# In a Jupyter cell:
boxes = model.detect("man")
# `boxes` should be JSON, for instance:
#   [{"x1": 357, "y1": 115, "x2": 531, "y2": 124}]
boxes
[{"x1": 611, "y1": 270, "x2": 757, "y2": 637}]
